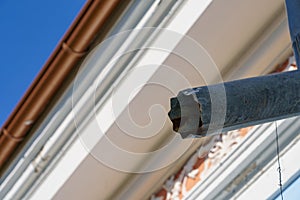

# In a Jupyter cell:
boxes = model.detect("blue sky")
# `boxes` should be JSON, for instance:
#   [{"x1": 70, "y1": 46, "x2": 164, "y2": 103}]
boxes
[
  {"x1": 0, "y1": 0, "x2": 85, "y2": 126},
  {"x1": 275, "y1": 175, "x2": 300, "y2": 200}
]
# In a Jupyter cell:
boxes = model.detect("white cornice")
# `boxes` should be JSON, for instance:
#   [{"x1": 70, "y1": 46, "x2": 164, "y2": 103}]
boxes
[{"x1": 186, "y1": 117, "x2": 300, "y2": 200}]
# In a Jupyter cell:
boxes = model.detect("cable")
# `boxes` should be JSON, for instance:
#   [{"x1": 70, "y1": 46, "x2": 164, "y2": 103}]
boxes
[{"x1": 275, "y1": 121, "x2": 284, "y2": 200}]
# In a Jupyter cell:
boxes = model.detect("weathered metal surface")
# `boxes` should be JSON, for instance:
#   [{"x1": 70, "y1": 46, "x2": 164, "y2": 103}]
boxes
[{"x1": 168, "y1": 70, "x2": 300, "y2": 138}]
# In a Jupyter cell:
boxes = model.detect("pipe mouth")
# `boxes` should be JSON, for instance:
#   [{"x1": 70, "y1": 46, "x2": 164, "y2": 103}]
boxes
[
  {"x1": 171, "y1": 118, "x2": 181, "y2": 132},
  {"x1": 168, "y1": 97, "x2": 181, "y2": 132},
  {"x1": 168, "y1": 96, "x2": 203, "y2": 138}
]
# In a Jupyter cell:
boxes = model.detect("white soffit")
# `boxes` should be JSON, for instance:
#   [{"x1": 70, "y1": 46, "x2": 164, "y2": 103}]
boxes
[
  {"x1": 186, "y1": 0, "x2": 290, "y2": 79},
  {"x1": 24, "y1": 0, "x2": 214, "y2": 199}
]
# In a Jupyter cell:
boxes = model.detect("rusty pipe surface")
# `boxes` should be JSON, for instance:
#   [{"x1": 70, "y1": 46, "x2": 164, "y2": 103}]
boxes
[{"x1": 169, "y1": 70, "x2": 300, "y2": 138}]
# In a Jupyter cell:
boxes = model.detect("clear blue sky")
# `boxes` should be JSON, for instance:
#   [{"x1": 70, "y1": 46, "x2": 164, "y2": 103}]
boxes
[
  {"x1": 0, "y1": 0, "x2": 85, "y2": 126},
  {"x1": 275, "y1": 175, "x2": 300, "y2": 200}
]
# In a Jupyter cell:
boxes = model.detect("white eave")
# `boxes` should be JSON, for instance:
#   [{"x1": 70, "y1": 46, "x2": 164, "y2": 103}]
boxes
[{"x1": 1, "y1": 0, "x2": 294, "y2": 199}]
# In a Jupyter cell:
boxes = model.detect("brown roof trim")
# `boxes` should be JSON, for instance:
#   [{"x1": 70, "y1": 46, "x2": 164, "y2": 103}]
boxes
[{"x1": 0, "y1": 0, "x2": 131, "y2": 173}]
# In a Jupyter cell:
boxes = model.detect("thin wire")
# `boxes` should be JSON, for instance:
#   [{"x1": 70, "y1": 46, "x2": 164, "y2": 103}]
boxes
[{"x1": 275, "y1": 121, "x2": 284, "y2": 200}]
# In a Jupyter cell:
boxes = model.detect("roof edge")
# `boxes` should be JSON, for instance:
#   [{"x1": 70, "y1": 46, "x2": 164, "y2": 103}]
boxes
[{"x1": 0, "y1": 0, "x2": 131, "y2": 174}]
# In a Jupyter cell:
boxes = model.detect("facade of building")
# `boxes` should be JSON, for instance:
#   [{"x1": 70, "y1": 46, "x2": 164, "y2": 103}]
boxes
[{"x1": 0, "y1": 0, "x2": 299, "y2": 199}]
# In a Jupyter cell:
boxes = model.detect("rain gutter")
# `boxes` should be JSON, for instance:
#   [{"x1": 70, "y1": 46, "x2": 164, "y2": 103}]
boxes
[{"x1": 0, "y1": 0, "x2": 131, "y2": 174}]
